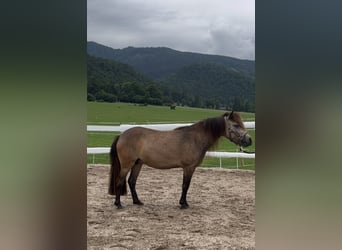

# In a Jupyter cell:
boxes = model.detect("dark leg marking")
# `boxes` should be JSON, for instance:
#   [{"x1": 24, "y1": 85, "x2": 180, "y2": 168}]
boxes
[
  {"x1": 114, "y1": 170, "x2": 129, "y2": 209},
  {"x1": 179, "y1": 167, "x2": 195, "y2": 209},
  {"x1": 128, "y1": 160, "x2": 144, "y2": 205},
  {"x1": 114, "y1": 179, "x2": 123, "y2": 209}
]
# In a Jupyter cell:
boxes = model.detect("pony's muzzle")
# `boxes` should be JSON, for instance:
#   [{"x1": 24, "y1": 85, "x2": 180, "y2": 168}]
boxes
[{"x1": 241, "y1": 134, "x2": 252, "y2": 147}]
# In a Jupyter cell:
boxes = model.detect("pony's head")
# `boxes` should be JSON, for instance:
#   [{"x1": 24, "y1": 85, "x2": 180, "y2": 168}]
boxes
[{"x1": 223, "y1": 111, "x2": 252, "y2": 147}]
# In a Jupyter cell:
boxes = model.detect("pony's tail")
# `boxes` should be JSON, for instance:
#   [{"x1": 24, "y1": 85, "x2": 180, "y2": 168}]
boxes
[{"x1": 108, "y1": 136, "x2": 127, "y2": 196}]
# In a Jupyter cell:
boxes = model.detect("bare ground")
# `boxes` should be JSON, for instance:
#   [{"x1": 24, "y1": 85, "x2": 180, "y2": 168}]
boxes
[{"x1": 87, "y1": 165, "x2": 255, "y2": 250}]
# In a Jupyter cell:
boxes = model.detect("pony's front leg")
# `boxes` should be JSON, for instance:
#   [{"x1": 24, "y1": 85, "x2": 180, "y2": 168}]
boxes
[
  {"x1": 114, "y1": 195, "x2": 122, "y2": 209},
  {"x1": 179, "y1": 167, "x2": 195, "y2": 209}
]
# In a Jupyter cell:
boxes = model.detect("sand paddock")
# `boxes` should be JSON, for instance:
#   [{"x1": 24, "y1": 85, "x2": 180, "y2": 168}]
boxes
[{"x1": 87, "y1": 165, "x2": 255, "y2": 249}]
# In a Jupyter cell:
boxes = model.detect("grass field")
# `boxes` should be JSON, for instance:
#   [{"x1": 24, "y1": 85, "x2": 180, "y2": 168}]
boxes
[
  {"x1": 87, "y1": 102, "x2": 255, "y2": 124},
  {"x1": 87, "y1": 102, "x2": 255, "y2": 169}
]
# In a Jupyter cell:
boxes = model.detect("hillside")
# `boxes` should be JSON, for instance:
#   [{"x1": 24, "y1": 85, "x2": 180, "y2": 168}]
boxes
[
  {"x1": 163, "y1": 63, "x2": 255, "y2": 111},
  {"x1": 87, "y1": 41, "x2": 254, "y2": 80},
  {"x1": 87, "y1": 41, "x2": 255, "y2": 111},
  {"x1": 87, "y1": 55, "x2": 163, "y2": 104},
  {"x1": 166, "y1": 63, "x2": 254, "y2": 94},
  {"x1": 88, "y1": 55, "x2": 254, "y2": 111}
]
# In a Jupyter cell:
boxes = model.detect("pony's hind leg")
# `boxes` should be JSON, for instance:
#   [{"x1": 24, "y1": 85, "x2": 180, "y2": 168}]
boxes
[
  {"x1": 114, "y1": 164, "x2": 131, "y2": 209},
  {"x1": 128, "y1": 160, "x2": 144, "y2": 205}
]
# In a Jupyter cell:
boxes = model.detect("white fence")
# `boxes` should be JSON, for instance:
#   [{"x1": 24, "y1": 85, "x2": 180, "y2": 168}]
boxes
[
  {"x1": 87, "y1": 121, "x2": 255, "y2": 132},
  {"x1": 87, "y1": 122, "x2": 255, "y2": 168}
]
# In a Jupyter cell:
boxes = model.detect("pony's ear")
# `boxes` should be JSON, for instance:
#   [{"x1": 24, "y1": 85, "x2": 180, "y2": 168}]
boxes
[
  {"x1": 229, "y1": 110, "x2": 234, "y2": 119},
  {"x1": 223, "y1": 111, "x2": 234, "y2": 120}
]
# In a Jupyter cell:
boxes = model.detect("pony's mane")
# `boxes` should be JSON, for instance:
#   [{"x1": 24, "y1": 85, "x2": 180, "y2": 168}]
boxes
[
  {"x1": 175, "y1": 115, "x2": 226, "y2": 147},
  {"x1": 197, "y1": 116, "x2": 226, "y2": 140},
  {"x1": 175, "y1": 112, "x2": 244, "y2": 148}
]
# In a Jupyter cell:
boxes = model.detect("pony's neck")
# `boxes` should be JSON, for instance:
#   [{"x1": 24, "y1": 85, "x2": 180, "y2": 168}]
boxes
[
  {"x1": 195, "y1": 116, "x2": 226, "y2": 151},
  {"x1": 203, "y1": 131, "x2": 222, "y2": 151}
]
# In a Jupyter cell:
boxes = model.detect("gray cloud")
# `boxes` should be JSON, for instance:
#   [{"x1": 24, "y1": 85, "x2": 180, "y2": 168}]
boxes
[{"x1": 88, "y1": 0, "x2": 254, "y2": 60}]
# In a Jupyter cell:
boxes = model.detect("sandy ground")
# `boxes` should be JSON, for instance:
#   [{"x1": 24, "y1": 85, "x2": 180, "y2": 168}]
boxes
[{"x1": 87, "y1": 165, "x2": 255, "y2": 250}]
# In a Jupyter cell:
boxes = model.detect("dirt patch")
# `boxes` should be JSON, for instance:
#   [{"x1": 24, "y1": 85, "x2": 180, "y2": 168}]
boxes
[{"x1": 87, "y1": 165, "x2": 255, "y2": 249}]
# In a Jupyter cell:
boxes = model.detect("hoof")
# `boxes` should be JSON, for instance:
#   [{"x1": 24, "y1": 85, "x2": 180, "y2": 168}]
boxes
[
  {"x1": 114, "y1": 201, "x2": 122, "y2": 209},
  {"x1": 180, "y1": 203, "x2": 189, "y2": 209}
]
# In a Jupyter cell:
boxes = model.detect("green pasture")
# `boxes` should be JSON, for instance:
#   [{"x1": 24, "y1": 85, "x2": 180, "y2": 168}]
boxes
[
  {"x1": 87, "y1": 102, "x2": 255, "y2": 169},
  {"x1": 87, "y1": 102, "x2": 255, "y2": 124}
]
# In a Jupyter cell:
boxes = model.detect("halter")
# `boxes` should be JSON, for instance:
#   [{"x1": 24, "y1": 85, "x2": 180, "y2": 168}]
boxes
[
  {"x1": 224, "y1": 116, "x2": 254, "y2": 153},
  {"x1": 224, "y1": 115, "x2": 247, "y2": 141},
  {"x1": 227, "y1": 127, "x2": 248, "y2": 141}
]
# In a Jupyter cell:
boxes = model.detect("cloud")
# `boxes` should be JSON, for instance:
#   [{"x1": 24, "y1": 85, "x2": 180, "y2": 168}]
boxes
[
  {"x1": 87, "y1": 0, "x2": 254, "y2": 60},
  {"x1": 208, "y1": 18, "x2": 255, "y2": 59}
]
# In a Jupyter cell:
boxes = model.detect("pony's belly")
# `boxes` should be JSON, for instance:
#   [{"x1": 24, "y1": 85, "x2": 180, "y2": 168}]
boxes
[
  {"x1": 144, "y1": 163, "x2": 180, "y2": 170},
  {"x1": 141, "y1": 155, "x2": 183, "y2": 169},
  {"x1": 140, "y1": 150, "x2": 201, "y2": 169}
]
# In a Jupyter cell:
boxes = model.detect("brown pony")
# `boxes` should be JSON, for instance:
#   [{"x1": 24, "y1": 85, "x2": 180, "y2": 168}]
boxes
[{"x1": 108, "y1": 111, "x2": 252, "y2": 209}]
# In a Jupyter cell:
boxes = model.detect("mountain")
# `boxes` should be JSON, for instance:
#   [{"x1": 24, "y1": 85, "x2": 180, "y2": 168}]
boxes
[
  {"x1": 87, "y1": 41, "x2": 254, "y2": 80},
  {"x1": 87, "y1": 55, "x2": 164, "y2": 104},
  {"x1": 87, "y1": 55, "x2": 254, "y2": 111},
  {"x1": 87, "y1": 42, "x2": 255, "y2": 111},
  {"x1": 163, "y1": 62, "x2": 255, "y2": 110}
]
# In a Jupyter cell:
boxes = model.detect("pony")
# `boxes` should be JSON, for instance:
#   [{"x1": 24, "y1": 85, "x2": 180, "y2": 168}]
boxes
[{"x1": 108, "y1": 111, "x2": 252, "y2": 209}]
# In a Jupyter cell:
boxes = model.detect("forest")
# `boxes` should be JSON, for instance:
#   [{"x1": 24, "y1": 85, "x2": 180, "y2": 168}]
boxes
[{"x1": 87, "y1": 42, "x2": 255, "y2": 112}]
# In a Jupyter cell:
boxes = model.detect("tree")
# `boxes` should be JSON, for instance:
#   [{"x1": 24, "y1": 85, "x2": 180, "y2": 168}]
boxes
[
  {"x1": 95, "y1": 90, "x2": 116, "y2": 102},
  {"x1": 87, "y1": 93, "x2": 96, "y2": 102}
]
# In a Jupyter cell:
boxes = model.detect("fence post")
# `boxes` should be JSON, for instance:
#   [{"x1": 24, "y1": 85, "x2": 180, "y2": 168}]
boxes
[
  {"x1": 236, "y1": 149, "x2": 239, "y2": 169},
  {"x1": 92, "y1": 154, "x2": 95, "y2": 164},
  {"x1": 219, "y1": 157, "x2": 222, "y2": 168}
]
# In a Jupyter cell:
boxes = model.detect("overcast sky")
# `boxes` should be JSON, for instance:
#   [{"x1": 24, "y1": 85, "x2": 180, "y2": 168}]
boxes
[{"x1": 87, "y1": 0, "x2": 254, "y2": 60}]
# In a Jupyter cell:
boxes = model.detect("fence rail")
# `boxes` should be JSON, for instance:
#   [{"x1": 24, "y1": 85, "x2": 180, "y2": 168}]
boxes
[
  {"x1": 87, "y1": 122, "x2": 255, "y2": 168},
  {"x1": 87, "y1": 121, "x2": 255, "y2": 132},
  {"x1": 87, "y1": 147, "x2": 255, "y2": 158}
]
